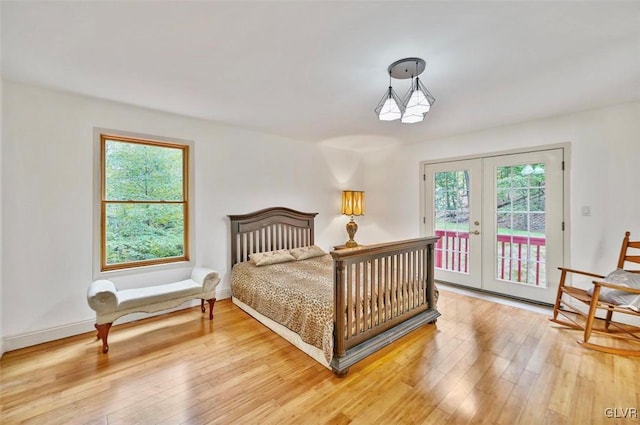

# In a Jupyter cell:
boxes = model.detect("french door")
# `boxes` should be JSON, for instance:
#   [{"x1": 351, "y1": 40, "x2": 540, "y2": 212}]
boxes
[
  {"x1": 424, "y1": 159, "x2": 483, "y2": 289},
  {"x1": 424, "y1": 149, "x2": 565, "y2": 304}
]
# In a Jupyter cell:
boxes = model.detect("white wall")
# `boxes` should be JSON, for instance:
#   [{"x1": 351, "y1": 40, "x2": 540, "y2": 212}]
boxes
[
  {"x1": 1, "y1": 80, "x2": 362, "y2": 351},
  {"x1": 0, "y1": 4, "x2": 4, "y2": 357},
  {"x1": 361, "y1": 101, "x2": 640, "y2": 289},
  {"x1": 0, "y1": 75, "x2": 4, "y2": 357}
]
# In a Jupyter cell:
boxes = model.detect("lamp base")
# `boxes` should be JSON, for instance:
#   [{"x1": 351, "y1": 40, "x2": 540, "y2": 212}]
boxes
[{"x1": 345, "y1": 218, "x2": 359, "y2": 248}]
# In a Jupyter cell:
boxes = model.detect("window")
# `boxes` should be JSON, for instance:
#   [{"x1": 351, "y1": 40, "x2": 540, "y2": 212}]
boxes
[{"x1": 100, "y1": 134, "x2": 189, "y2": 271}]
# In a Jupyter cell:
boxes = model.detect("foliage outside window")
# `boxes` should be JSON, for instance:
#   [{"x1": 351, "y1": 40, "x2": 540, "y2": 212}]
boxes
[{"x1": 101, "y1": 134, "x2": 189, "y2": 271}]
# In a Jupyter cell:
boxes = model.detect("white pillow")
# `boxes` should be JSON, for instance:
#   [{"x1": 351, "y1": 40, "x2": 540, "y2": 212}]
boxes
[
  {"x1": 249, "y1": 249, "x2": 296, "y2": 266},
  {"x1": 289, "y1": 245, "x2": 326, "y2": 261},
  {"x1": 587, "y1": 268, "x2": 640, "y2": 312}
]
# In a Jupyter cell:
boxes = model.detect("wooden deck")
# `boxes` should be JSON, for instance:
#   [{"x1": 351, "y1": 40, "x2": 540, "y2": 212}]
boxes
[{"x1": 1, "y1": 291, "x2": 639, "y2": 424}]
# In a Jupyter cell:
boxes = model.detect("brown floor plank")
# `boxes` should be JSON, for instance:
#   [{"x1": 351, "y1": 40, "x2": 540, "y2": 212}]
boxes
[{"x1": 2, "y1": 292, "x2": 639, "y2": 424}]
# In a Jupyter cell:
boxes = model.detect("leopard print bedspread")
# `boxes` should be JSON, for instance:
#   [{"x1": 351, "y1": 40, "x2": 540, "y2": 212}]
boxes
[{"x1": 231, "y1": 255, "x2": 335, "y2": 363}]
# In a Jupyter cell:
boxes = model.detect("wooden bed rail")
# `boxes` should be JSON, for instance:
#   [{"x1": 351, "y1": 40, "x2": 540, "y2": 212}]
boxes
[{"x1": 330, "y1": 237, "x2": 441, "y2": 374}]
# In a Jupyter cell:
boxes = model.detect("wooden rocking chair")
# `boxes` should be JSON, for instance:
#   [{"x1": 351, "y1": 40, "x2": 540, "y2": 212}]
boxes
[{"x1": 550, "y1": 231, "x2": 640, "y2": 356}]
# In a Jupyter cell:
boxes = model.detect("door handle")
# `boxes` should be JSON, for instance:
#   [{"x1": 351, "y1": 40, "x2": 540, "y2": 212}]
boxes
[{"x1": 470, "y1": 230, "x2": 480, "y2": 235}]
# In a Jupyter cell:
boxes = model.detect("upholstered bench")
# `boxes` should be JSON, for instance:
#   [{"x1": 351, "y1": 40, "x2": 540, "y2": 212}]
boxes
[{"x1": 87, "y1": 267, "x2": 220, "y2": 353}]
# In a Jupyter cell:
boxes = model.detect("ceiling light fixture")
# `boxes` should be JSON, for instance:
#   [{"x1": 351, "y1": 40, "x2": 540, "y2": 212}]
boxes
[{"x1": 374, "y1": 57, "x2": 435, "y2": 123}]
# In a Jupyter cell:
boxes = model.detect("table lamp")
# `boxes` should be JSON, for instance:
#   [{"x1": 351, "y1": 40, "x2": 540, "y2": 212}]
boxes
[{"x1": 341, "y1": 190, "x2": 365, "y2": 248}]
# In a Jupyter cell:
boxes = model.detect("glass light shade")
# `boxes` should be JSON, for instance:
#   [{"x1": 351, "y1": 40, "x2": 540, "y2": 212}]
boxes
[
  {"x1": 405, "y1": 88, "x2": 431, "y2": 114},
  {"x1": 375, "y1": 86, "x2": 404, "y2": 121},
  {"x1": 378, "y1": 97, "x2": 402, "y2": 121},
  {"x1": 521, "y1": 164, "x2": 534, "y2": 176},
  {"x1": 341, "y1": 190, "x2": 365, "y2": 216},
  {"x1": 401, "y1": 77, "x2": 435, "y2": 121},
  {"x1": 533, "y1": 165, "x2": 545, "y2": 174},
  {"x1": 401, "y1": 109, "x2": 424, "y2": 124}
]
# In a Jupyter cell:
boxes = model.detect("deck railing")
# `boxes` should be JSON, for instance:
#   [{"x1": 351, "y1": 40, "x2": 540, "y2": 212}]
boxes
[{"x1": 434, "y1": 230, "x2": 546, "y2": 286}]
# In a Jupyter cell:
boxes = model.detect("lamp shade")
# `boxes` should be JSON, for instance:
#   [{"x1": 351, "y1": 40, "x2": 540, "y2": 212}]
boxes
[
  {"x1": 521, "y1": 164, "x2": 534, "y2": 176},
  {"x1": 341, "y1": 191, "x2": 365, "y2": 216},
  {"x1": 378, "y1": 97, "x2": 402, "y2": 121},
  {"x1": 375, "y1": 86, "x2": 404, "y2": 121},
  {"x1": 404, "y1": 77, "x2": 432, "y2": 115},
  {"x1": 401, "y1": 109, "x2": 425, "y2": 124}
]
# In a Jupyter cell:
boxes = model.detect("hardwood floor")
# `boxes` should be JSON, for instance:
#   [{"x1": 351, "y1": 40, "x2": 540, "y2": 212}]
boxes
[{"x1": 1, "y1": 291, "x2": 639, "y2": 424}]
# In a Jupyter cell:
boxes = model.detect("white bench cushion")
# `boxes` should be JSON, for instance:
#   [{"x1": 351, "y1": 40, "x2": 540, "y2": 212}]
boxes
[{"x1": 117, "y1": 279, "x2": 202, "y2": 311}]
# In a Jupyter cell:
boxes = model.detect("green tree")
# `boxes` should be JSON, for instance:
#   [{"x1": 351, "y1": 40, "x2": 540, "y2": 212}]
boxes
[
  {"x1": 434, "y1": 170, "x2": 470, "y2": 230},
  {"x1": 104, "y1": 140, "x2": 185, "y2": 265}
]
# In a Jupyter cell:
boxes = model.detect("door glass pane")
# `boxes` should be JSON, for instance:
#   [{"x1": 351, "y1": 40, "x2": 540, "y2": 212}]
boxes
[
  {"x1": 495, "y1": 163, "x2": 546, "y2": 286},
  {"x1": 433, "y1": 170, "x2": 470, "y2": 274}
]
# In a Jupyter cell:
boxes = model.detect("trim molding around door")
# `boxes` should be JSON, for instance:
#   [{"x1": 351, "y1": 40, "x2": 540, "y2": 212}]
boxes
[{"x1": 419, "y1": 142, "x2": 572, "y2": 290}]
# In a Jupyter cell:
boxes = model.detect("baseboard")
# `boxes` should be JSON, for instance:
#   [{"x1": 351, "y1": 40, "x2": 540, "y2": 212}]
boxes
[
  {"x1": 437, "y1": 281, "x2": 553, "y2": 315},
  {"x1": 3, "y1": 318, "x2": 97, "y2": 352},
  {"x1": 2, "y1": 287, "x2": 232, "y2": 353}
]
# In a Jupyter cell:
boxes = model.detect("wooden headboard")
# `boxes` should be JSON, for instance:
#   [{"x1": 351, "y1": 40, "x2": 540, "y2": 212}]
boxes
[{"x1": 228, "y1": 207, "x2": 318, "y2": 268}]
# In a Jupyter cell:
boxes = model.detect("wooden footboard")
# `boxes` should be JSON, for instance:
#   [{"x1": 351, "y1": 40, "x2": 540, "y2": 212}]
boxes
[{"x1": 330, "y1": 237, "x2": 440, "y2": 375}]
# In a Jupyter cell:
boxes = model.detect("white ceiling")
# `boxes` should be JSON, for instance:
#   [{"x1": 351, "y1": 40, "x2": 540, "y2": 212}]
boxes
[{"x1": 2, "y1": 1, "x2": 639, "y2": 146}]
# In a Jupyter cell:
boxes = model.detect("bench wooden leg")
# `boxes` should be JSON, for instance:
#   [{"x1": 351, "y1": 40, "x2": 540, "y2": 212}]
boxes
[
  {"x1": 206, "y1": 298, "x2": 216, "y2": 320},
  {"x1": 95, "y1": 323, "x2": 112, "y2": 354}
]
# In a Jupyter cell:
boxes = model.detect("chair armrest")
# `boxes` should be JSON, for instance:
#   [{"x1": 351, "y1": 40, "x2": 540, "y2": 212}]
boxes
[
  {"x1": 87, "y1": 280, "x2": 118, "y2": 313},
  {"x1": 191, "y1": 267, "x2": 221, "y2": 293},
  {"x1": 558, "y1": 267, "x2": 605, "y2": 279},
  {"x1": 593, "y1": 280, "x2": 640, "y2": 294}
]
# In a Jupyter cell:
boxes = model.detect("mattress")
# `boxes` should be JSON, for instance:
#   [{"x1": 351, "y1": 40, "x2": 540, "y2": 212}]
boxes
[{"x1": 231, "y1": 254, "x2": 335, "y2": 363}]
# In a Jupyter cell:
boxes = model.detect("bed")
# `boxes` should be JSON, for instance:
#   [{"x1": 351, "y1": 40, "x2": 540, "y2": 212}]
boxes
[{"x1": 228, "y1": 207, "x2": 440, "y2": 376}]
